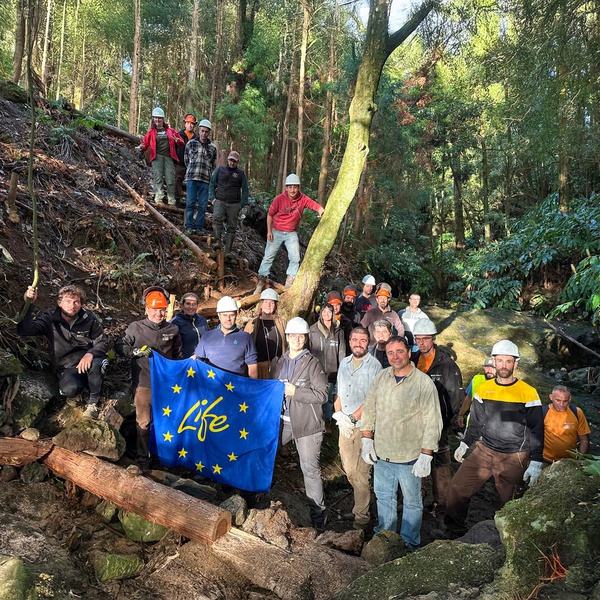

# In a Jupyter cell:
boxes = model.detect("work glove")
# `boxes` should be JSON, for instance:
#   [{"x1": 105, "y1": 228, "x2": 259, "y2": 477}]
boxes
[
  {"x1": 454, "y1": 441, "x2": 469, "y2": 463},
  {"x1": 361, "y1": 438, "x2": 377, "y2": 465},
  {"x1": 332, "y1": 411, "x2": 354, "y2": 438},
  {"x1": 523, "y1": 460, "x2": 543, "y2": 486},
  {"x1": 412, "y1": 453, "x2": 433, "y2": 478},
  {"x1": 132, "y1": 345, "x2": 152, "y2": 358}
]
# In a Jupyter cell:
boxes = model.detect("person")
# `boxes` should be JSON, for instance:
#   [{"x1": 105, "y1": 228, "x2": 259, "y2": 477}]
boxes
[
  {"x1": 170, "y1": 292, "x2": 209, "y2": 358},
  {"x1": 368, "y1": 319, "x2": 392, "y2": 369},
  {"x1": 340, "y1": 285, "x2": 361, "y2": 324},
  {"x1": 398, "y1": 294, "x2": 428, "y2": 335},
  {"x1": 443, "y1": 340, "x2": 544, "y2": 539},
  {"x1": 360, "y1": 283, "x2": 404, "y2": 337},
  {"x1": 308, "y1": 303, "x2": 346, "y2": 420},
  {"x1": 333, "y1": 326, "x2": 382, "y2": 529},
  {"x1": 542, "y1": 385, "x2": 590, "y2": 463},
  {"x1": 269, "y1": 317, "x2": 328, "y2": 530},
  {"x1": 209, "y1": 150, "x2": 249, "y2": 255},
  {"x1": 254, "y1": 174, "x2": 324, "y2": 292},
  {"x1": 354, "y1": 275, "x2": 377, "y2": 318},
  {"x1": 175, "y1": 114, "x2": 198, "y2": 204},
  {"x1": 192, "y1": 296, "x2": 258, "y2": 378},
  {"x1": 457, "y1": 357, "x2": 496, "y2": 428},
  {"x1": 136, "y1": 107, "x2": 184, "y2": 206},
  {"x1": 16, "y1": 285, "x2": 109, "y2": 419},
  {"x1": 411, "y1": 318, "x2": 463, "y2": 516},
  {"x1": 184, "y1": 118, "x2": 217, "y2": 234},
  {"x1": 115, "y1": 287, "x2": 183, "y2": 465},
  {"x1": 326, "y1": 291, "x2": 354, "y2": 352},
  {"x1": 360, "y1": 336, "x2": 443, "y2": 550},
  {"x1": 244, "y1": 288, "x2": 287, "y2": 379}
]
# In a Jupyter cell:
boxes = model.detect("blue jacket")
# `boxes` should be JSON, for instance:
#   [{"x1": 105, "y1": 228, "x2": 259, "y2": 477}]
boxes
[{"x1": 171, "y1": 313, "x2": 209, "y2": 358}]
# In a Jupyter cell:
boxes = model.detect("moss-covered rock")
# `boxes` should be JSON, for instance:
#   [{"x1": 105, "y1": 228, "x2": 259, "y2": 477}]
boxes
[
  {"x1": 0, "y1": 554, "x2": 38, "y2": 600},
  {"x1": 95, "y1": 500, "x2": 117, "y2": 523},
  {"x1": 491, "y1": 460, "x2": 600, "y2": 598},
  {"x1": 19, "y1": 462, "x2": 48, "y2": 484},
  {"x1": 52, "y1": 419, "x2": 125, "y2": 461},
  {"x1": 360, "y1": 530, "x2": 407, "y2": 566},
  {"x1": 90, "y1": 551, "x2": 143, "y2": 582},
  {"x1": 118, "y1": 510, "x2": 168, "y2": 543},
  {"x1": 0, "y1": 353, "x2": 23, "y2": 377},
  {"x1": 0, "y1": 81, "x2": 29, "y2": 104},
  {"x1": 334, "y1": 541, "x2": 502, "y2": 599},
  {"x1": 11, "y1": 371, "x2": 57, "y2": 432}
]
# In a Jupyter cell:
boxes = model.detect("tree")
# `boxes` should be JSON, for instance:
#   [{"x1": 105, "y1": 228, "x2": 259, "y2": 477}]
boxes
[{"x1": 128, "y1": 0, "x2": 140, "y2": 134}]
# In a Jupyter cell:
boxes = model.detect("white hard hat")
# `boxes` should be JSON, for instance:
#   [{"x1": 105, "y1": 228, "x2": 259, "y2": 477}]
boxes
[
  {"x1": 285, "y1": 174, "x2": 301, "y2": 186},
  {"x1": 412, "y1": 318, "x2": 437, "y2": 335},
  {"x1": 216, "y1": 296, "x2": 239, "y2": 313},
  {"x1": 199, "y1": 119, "x2": 212, "y2": 129},
  {"x1": 285, "y1": 317, "x2": 310, "y2": 334},
  {"x1": 260, "y1": 289, "x2": 279, "y2": 302},
  {"x1": 491, "y1": 340, "x2": 520, "y2": 359},
  {"x1": 152, "y1": 107, "x2": 165, "y2": 118},
  {"x1": 362, "y1": 275, "x2": 376, "y2": 286}
]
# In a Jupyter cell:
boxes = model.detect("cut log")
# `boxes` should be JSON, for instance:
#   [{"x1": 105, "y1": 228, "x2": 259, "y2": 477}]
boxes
[
  {"x1": 0, "y1": 437, "x2": 53, "y2": 466},
  {"x1": 93, "y1": 121, "x2": 141, "y2": 144}
]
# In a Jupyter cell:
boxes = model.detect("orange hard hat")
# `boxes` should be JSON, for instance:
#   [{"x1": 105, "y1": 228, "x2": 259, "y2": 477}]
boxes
[
  {"x1": 184, "y1": 114, "x2": 197, "y2": 123},
  {"x1": 146, "y1": 291, "x2": 168, "y2": 308}
]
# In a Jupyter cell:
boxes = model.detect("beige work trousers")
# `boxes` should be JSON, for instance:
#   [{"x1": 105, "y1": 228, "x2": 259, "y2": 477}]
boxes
[{"x1": 339, "y1": 427, "x2": 372, "y2": 524}]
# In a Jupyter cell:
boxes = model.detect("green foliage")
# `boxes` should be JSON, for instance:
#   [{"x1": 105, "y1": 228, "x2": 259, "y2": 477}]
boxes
[{"x1": 582, "y1": 455, "x2": 600, "y2": 478}]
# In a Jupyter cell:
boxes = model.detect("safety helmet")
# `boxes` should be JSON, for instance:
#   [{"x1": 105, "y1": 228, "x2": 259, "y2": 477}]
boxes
[
  {"x1": 285, "y1": 174, "x2": 301, "y2": 186},
  {"x1": 143, "y1": 285, "x2": 170, "y2": 309},
  {"x1": 362, "y1": 275, "x2": 376, "y2": 286},
  {"x1": 198, "y1": 119, "x2": 212, "y2": 129},
  {"x1": 184, "y1": 114, "x2": 197, "y2": 123},
  {"x1": 260, "y1": 289, "x2": 279, "y2": 302},
  {"x1": 491, "y1": 340, "x2": 520, "y2": 359},
  {"x1": 216, "y1": 296, "x2": 239, "y2": 313},
  {"x1": 285, "y1": 317, "x2": 310, "y2": 334},
  {"x1": 326, "y1": 291, "x2": 342, "y2": 304},
  {"x1": 343, "y1": 286, "x2": 357, "y2": 298},
  {"x1": 151, "y1": 107, "x2": 165, "y2": 118},
  {"x1": 412, "y1": 318, "x2": 437, "y2": 336},
  {"x1": 483, "y1": 357, "x2": 495, "y2": 367},
  {"x1": 375, "y1": 283, "x2": 392, "y2": 297}
]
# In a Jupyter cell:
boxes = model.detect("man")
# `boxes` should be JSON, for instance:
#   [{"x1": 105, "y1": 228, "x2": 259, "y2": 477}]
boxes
[
  {"x1": 209, "y1": 150, "x2": 249, "y2": 256},
  {"x1": 192, "y1": 296, "x2": 258, "y2": 378},
  {"x1": 542, "y1": 386, "x2": 590, "y2": 463},
  {"x1": 368, "y1": 319, "x2": 392, "y2": 369},
  {"x1": 17, "y1": 285, "x2": 109, "y2": 419},
  {"x1": 398, "y1": 293, "x2": 428, "y2": 350},
  {"x1": 184, "y1": 118, "x2": 217, "y2": 234},
  {"x1": 360, "y1": 283, "x2": 404, "y2": 337},
  {"x1": 170, "y1": 292, "x2": 209, "y2": 358},
  {"x1": 360, "y1": 336, "x2": 442, "y2": 550},
  {"x1": 412, "y1": 318, "x2": 463, "y2": 515},
  {"x1": 354, "y1": 275, "x2": 377, "y2": 318},
  {"x1": 326, "y1": 290, "x2": 354, "y2": 352},
  {"x1": 175, "y1": 114, "x2": 198, "y2": 204},
  {"x1": 254, "y1": 174, "x2": 324, "y2": 292},
  {"x1": 115, "y1": 287, "x2": 183, "y2": 464},
  {"x1": 457, "y1": 357, "x2": 496, "y2": 428},
  {"x1": 443, "y1": 340, "x2": 544, "y2": 539},
  {"x1": 340, "y1": 285, "x2": 361, "y2": 324},
  {"x1": 333, "y1": 326, "x2": 382, "y2": 529}
]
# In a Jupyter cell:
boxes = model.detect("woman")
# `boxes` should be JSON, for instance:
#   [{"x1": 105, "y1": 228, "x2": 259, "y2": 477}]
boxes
[
  {"x1": 136, "y1": 107, "x2": 184, "y2": 206},
  {"x1": 244, "y1": 288, "x2": 286, "y2": 378},
  {"x1": 270, "y1": 317, "x2": 328, "y2": 530},
  {"x1": 170, "y1": 292, "x2": 209, "y2": 358}
]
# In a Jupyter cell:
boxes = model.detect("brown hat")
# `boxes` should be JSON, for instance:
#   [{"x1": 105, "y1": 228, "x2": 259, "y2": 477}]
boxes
[
  {"x1": 326, "y1": 291, "x2": 342, "y2": 304},
  {"x1": 228, "y1": 150, "x2": 240, "y2": 162}
]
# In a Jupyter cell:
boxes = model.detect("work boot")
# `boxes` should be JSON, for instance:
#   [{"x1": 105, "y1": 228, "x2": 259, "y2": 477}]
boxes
[
  {"x1": 284, "y1": 275, "x2": 296, "y2": 288},
  {"x1": 254, "y1": 275, "x2": 267, "y2": 295},
  {"x1": 82, "y1": 403, "x2": 99, "y2": 419},
  {"x1": 214, "y1": 239, "x2": 222, "y2": 250},
  {"x1": 225, "y1": 233, "x2": 235, "y2": 255}
]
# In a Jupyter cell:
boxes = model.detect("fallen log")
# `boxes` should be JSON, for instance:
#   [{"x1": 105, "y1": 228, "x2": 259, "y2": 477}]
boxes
[
  {"x1": 116, "y1": 175, "x2": 217, "y2": 272},
  {"x1": 545, "y1": 320, "x2": 600, "y2": 361},
  {"x1": 93, "y1": 121, "x2": 141, "y2": 144},
  {"x1": 0, "y1": 437, "x2": 53, "y2": 466},
  {"x1": 0, "y1": 438, "x2": 231, "y2": 544}
]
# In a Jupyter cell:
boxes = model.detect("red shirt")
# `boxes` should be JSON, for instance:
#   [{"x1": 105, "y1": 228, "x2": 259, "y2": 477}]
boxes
[{"x1": 268, "y1": 191, "x2": 322, "y2": 232}]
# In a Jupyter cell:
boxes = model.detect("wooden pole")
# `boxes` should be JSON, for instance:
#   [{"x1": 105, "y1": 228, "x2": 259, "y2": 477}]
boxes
[{"x1": 6, "y1": 172, "x2": 20, "y2": 223}]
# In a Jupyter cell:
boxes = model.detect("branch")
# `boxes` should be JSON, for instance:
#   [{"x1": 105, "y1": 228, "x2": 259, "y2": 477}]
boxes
[
  {"x1": 545, "y1": 320, "x2": 600, "y2": 361},
  {"x1": 387, "y1": 0, "x2": 437, "y2": 56}
]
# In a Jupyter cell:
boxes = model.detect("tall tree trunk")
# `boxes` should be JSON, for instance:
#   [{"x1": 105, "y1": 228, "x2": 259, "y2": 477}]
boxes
[
  {"x1": 54, "y1": 0, "x2": 67, "y2": 101},
  {"x1": 128, "y1": 0, "x2": 141, "y2": 134},
  {"x1": 277, "y1": 50, "x2": 296, "y2": 194},
  {"x1": 13, "y1": 0, "x2": 27, "y2": 84},
  {"x1": 481, "y1": 135, "x2": 491, "y2": 244},
  {"x1": 451, "y1": 156, "x2": 465, "y2": 250},
  {"x1": 70, "y1": 0, "x2": 81, "y2": 103},
  {"x1": 209, "y1": 0, "x2": 225, "y2": 122},
  {"x1": 296, "y1": 0, "x2": 311, "y2": 177},
  {"x1": 117, "y1": 52, "x2": 123, "y2": 129},
  {"x1": 77, "y1": 32, "x2": 86, "y2": 110},
  {"x1": 503, "y1": 81, "x2": 512, "y2": 236},
  {"x1": 557, "y1": 64, "x2": 571, "y2": 212},
  {"x1": 40, "y1": 0, "x2": 52, "y2": 91},
  {"x1": 187, "y1": 0, "x2": 200, "y2": 109}
]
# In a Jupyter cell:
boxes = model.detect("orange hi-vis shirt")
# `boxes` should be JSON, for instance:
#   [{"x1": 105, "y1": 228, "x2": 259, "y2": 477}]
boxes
[
  {"x1": 543, "y1": 404, "x2": 591, "y2": 462},
  {"x1": 417, "y1": 351, "x2": 435, "y2": 374}
]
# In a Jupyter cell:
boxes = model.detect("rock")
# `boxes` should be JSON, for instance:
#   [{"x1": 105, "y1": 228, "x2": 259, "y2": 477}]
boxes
[
  {"x1": 555, "y1": 370, "x2": 570, "y2": 382},
  {"x1": 118, "y1": 510, "x2": 169, "y2": 543},
  {"x1": 568, "y1": 368, "x2": 591, "y2": 388},
  {"x1": 0, "y1": 554, "x2": 38, "y2": 600},
  {"x1": 0, "y1": 466, "x2": 18, "y2": 483},
  {"x1": 20, "y1": 428, "x2": 40, "y2": 442},
  {"x1": 19, "y1": 462, "x2": 48, "y2": 484},
  {"x1": 219, "y1": 494, "x2": 248, "y2": 526},
  {"x1": 335, "y1": 541, "x2": 502, "y2": 599},
  {"x1": 241, "y1": 501, "x2": 294, "y2": 550},
  {"x1": 458, "y1": 519, "x2": 504, "y2": 552},
  {"x1": 0, "y1": 353, "x2": 23, "y2": 377},
  {"x1": 52, "y1": 419, "x2": 125, "y2": 461},
  {"x1": 11, "y1": 371, "x2": 57, "y2": 431},
  {"x1": 113, "y1": 389, "x2": 135, "y2": 417},
  {"x1": 361, "y1": 530, "x2": 407, "y2": 566},
  {"x1": 172, "y1": 477, "x2": 218, "y2": 502},
  {"x1": 0, "y1": 81, "x2": 29, "y2": 104},
  {"x1": 90, "y1": 551, "x2": 143, "y2": 582},
  {"x1": 316, "y1": 529, "x2": 364, "y2": 555},
  {"x1": 95, "y1": 500, "x2": 117, "y2": 523}
]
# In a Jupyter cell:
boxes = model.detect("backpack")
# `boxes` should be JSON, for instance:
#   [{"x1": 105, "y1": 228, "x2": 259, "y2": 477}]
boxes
[{"x1": 542, "y1": 404, "x2": 578, "y2": 419}]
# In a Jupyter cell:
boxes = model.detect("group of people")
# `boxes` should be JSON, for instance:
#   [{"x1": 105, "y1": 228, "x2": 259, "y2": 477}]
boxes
[{"x1": 17, "y1": 278, "x2": 591, "y2": 544}]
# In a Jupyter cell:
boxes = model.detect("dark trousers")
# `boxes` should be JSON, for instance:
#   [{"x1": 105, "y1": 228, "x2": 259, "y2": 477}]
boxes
[
  {"x1": 175, "y1": 164, "x2": 186, "y2": 199},
  {"x1": 431, "y1": 427, "x2": 451, "y2": 509},
  {"x1": 213, "y1": 200, "x2": 241, "y2": 253},
  {"x1": 58, "y1": 357, "x2": 105, "y2": 404}
]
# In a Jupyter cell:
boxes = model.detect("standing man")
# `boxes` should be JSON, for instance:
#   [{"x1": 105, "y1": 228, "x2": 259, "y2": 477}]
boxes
[
  {"x1": 369, "y1": 319, "x2": 392, "y2": 369},
  {"x1": 361, "y1": 283, "x2": 404, "y2": 337},
  {"x1": 209, "y1": 150, "x2": 249, "y2": 256},
  {"x1": 340, "y1": 285, "x2": 361, "y2": 325},
  {"x1": 333, "y1": 326, "x2": 382, "y2": 529},
  {"x1": 355, "y1": 275, "x2": 377, "y2": 318},
  {"x1": 192, "y1": 296, "x2": 258, "y2": 378},
  {"x1": 398, "y1": 293, "x2": 428, "y2": 351},
  {"x1": 17, "y1": 285, "x2": 109, "y2": 419},
  {"x1": 254, "y1": 174, "x2": 324, "y2": 293},
  {"x1": 457, "y1": 357, "x2": 496, "y2": 428},
  {"x1": 542, "y1": 385, "x2": 590, "y2": 463},
  {"x1": 175, "y1": 114, "x2": 198, "y2": 205},
  {"x1": 326, "y1": 291, "x2": 354, "y2": 351},
  {"x1": 170, "y1": 292, "x2": 209, "y2": 358},
  {"x1": 360, "y1": 336, "x2": 442, "y2": 550},
  {"x1": 184, "y1": 118, "x2": 217, "y2": 234},
  {"x1": 443, "y1": 340, "x2": 544, "y2": 539}
]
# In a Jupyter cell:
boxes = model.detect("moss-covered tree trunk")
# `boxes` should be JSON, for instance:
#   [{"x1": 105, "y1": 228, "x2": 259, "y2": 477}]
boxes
[{"x1": 279, "y1": 0, "x2": 436, "y2": 319}]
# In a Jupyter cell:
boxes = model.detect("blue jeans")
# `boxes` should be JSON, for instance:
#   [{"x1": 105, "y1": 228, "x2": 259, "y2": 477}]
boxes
[
  {"x1": 373, "y1": 458, "x2": 423, "y2": 549},
  {"x1": 258, "y1": 229, "x2": 301, "y2": 277},
  {"x1": 185, "y1": 180, "x2": 209, "y2": 231}
]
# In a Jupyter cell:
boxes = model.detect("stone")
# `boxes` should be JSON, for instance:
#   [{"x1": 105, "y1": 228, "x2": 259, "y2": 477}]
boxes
[
  {"x1": 52, "y1": 419, "x2": 125, "y2": 461},
  {"x1": 316, "y1": 529, "x2": 364, "y2": 555},
  {"x1": 219, "y1": 494, "x2": 248, "y2": 526},
  {"x1": 95, "y1": 500, "x2": 118, "y2": 523},
  {"x1": 0, "y1": 353, "x2": 23, "y2": 377},
  {"x1": 19, "y1": 462, "x2": 48, "y2": 484},
  {"x1": 568, "y1": 367, "x2": 591, "y2": 388},
  {"x1": 90, "y1": 551, "x2": 143, "y2": 582},
  {"x1": 0, "y1": 81, "x2": 29, "y2": 104},
  {"x1": 11, "y1": 371, "x2": 57, "y2": 431},
  {"x1": 0, "y1": 554, "x2": 38, "y2": 600},
  {"x1": 118, "y1": 510, "x2": 169, "y2": 543},
  {"x1": 172, "y1": 478, "x2": 218, "y2": 502},
  {"x1": 0, "y1": 466, "x2": 18, "y2": 483},
  {"x1": 458, "y1": 519, "x2": 504, "y2": 552},
  {"x1": 20, "y1": 428, "x2": 40, "y2": 442},
  {"x1": 112, "y1": 389, "x2": 135, "y2": 417},
  {"x1": 361, "y1": 530, "x2": 407, "y2": 566},
  {"x1": 241, "y1": 502, "x2": 294, "y2": 550}
]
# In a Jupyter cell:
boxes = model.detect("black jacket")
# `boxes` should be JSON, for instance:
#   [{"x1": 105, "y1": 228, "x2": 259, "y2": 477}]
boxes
[
  {"x1": 307, "y1": 321, "x2": 346, "y2": 382},
  {"x1": 176, "y1": 129, "x2": 197, "y2": 164},
  {"x1": 170, "y1": 312, "x2": 209, "y2": 358}
]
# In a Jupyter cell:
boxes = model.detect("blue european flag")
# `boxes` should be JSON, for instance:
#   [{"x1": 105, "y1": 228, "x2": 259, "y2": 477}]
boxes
[{"x1": 149, "y1": 353, "x2": 284, "y2": 492}]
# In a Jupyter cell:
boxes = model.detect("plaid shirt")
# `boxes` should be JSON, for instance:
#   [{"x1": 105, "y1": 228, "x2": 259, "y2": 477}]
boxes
[{"x1": 184, "y1": 138, "x2": 217, "y2": 183}]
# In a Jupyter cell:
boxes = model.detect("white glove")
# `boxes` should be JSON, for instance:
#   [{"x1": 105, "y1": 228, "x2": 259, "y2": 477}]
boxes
[
  {"x1": 523, "y1": 461, "x2": 543, "y2": 486},
  {"x1": 412, "y1": 453, "x2": 433, "y2": 478},
  {"x1": 454, "y1": 441, "x2": 469, "y2": 463},
  {"x1": 361, "y1": 438, "x2": 377, "y2": 465},
  {"x1": 332, "y1": 411, "x2": 354, "y2": 438}
]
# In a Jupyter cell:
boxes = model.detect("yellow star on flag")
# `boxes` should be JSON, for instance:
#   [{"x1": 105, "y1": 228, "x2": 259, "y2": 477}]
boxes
[
  {"x1": 228, "y1": 452, "x2": 238, "y2": 461},
  {"x1": 172, "y1": 384, "x2": 182, "y2": 393},
  {"x1": 187, "y1": 367, "x2": 195, "y2": 378},
  {"x1": 225, "y1": 382, "x2": 234, "y2": 392},
  {"x1": 195, "y1": 461, "x2": 204, "y2": 472},
  {"x1": 239, "y1": 402, "x2": 248, "y2": 413},
  {"x1": 178, "y1": 447, "x2": 188, "y2": 458},
  {"x1": 207, "y1": 369, "x2": 216, "y2": 379},
  {"x1": 213, "y1": 464, "x2": 222, "y2": 474},
  {"x1": 162, "y1": 406, "x2": 172, "y2": 417},
  {"x1": 239, "y1": 428, "x2": 248, "y2": 439},
  {"x1": 163, "y1": 431, "x2": 173, "y2": 442}
]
